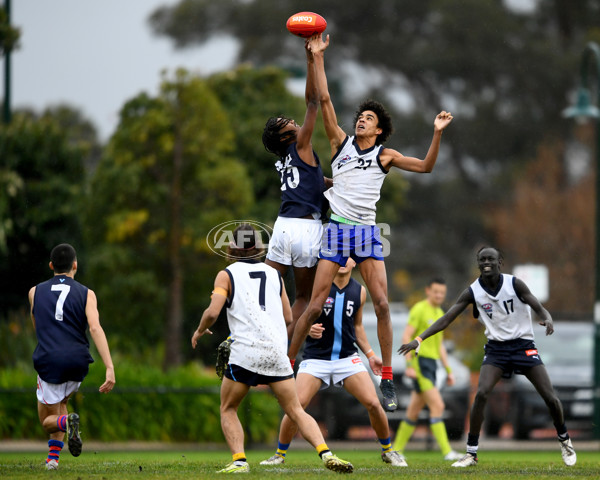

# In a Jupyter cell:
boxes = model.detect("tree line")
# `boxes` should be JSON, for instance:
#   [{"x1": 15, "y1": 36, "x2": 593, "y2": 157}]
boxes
[{"x1": 1, "y1": 0, "x2": 599, "y2": 369}]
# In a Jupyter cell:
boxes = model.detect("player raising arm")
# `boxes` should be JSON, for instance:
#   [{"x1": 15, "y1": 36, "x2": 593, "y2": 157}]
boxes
[
  {"x1": 262, "y1": 37, "x2": 329, "y2": 338},
  {"x1": 288, "y1": 33, "x2": 453, "y2": 413}
]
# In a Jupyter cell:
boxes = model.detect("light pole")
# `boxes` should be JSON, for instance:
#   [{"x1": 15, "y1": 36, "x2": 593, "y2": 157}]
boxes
[
  {"x1": 563, "y1": 41, "x2": 600, "y2": 439},
  {"x1": 2, "y1": 0, "x2": 12, "y2": 124}
]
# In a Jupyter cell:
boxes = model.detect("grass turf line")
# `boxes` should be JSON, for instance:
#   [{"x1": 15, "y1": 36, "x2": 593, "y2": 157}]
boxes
[{"x1": 0, "y1": 449, "x2": 597, "y2": 479}]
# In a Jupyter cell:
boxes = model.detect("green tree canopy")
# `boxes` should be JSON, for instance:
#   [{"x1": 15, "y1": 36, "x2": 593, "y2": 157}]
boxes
[
  {"x1": 0, "y1": 110, "x2": 87, "y2": 313},
  {"x1": 85, "y1": 70, "x2": 253, "y2": 367}
]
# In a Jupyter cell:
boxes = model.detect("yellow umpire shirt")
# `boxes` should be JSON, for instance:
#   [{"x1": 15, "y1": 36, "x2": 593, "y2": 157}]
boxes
[{"x1": 407, "y1": 299, "x2": 444, "y2": 360}]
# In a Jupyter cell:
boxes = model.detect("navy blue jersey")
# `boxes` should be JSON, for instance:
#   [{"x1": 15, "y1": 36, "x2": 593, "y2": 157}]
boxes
[
  {"x1": 303, "y1": 278, "x2": 362, "y2": 361},
  {"x1": 32, "y1": 275, "x2": 94, "y2": 383},
  {"x1": 276, "y1": 143, "x2": 326, "y2": 218}
]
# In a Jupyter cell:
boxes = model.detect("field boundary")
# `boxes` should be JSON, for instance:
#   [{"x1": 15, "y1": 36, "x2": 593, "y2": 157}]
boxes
[{"x1": 2, "y1": 438, "x2": 599, "y2": 453}]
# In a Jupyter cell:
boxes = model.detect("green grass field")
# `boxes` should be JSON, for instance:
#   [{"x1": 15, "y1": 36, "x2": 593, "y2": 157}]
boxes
[{"x1": 1, "y1": 448, "x2": 597, "y2": 479}]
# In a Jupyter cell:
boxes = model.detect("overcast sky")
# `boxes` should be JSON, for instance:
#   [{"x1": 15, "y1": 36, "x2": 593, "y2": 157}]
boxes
[
  {"x1": 2, "y1": 0, "x2": 237, "y2": 141},
  {"x1": 2, "y1": 0, "x2": 537, "y2": 142}
]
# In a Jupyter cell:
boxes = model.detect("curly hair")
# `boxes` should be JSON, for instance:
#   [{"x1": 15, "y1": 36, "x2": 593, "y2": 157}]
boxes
[
  {"x1": 262, "y1": 116, "x2": 296, "y2": 158},
  {"x1": 353, "y1": 99, "x2": 393, "y2": 144}
]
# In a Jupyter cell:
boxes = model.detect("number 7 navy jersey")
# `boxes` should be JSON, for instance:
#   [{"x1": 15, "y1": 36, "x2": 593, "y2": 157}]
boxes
[
  {"x1": 275, "y1": 142, "x2": 326, "y2": 219},
  {"x1": 303, "y1": 277, "x2": 362, "y2": 361},
  {"x1": 32, "y1": 275, "x2": 94, "y2": 383}
]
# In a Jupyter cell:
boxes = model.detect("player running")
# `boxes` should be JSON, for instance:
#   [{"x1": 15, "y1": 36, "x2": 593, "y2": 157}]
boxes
[
  {"x1": 192, "y1": 224, "x2": 353, "y2": 474},
  {"x1": 288, "y1": 33, "x2": 453, "y2": 412},
  {"x1": 261, "y1": 259, "x2": 407, "y2": 467},
  {"x1": 398, "y1": 246, "x2": 577, "y2": 467},
  {"x1": 30, "y1": 244, "x2": 115, "y2": 470}
]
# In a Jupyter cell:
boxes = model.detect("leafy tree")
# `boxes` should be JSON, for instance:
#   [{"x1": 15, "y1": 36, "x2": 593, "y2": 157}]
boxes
[
  {"x1": 85, "y1": 70, "x2": 253, "y2": 368},
  {"x1": 489, "y1": 134, "x2": 594, "y2": 315},
  {"x1": 40, "y1": 105, "x2": 102, "y2": 171},
  {"x1": 0, "y1": 111, "x2": 87, "y2": 314}
]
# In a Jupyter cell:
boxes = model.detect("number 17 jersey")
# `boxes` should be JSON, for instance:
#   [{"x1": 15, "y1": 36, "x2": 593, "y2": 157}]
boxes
[{"x1": 470, "y1": 273, "x2": 534, "y2": 341}]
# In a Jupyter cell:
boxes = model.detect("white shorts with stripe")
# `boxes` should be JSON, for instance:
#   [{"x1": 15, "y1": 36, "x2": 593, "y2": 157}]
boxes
[
  {"x1": 266, "y1": 216, "x2": 322, "y2": 268},
  {"x1": 297, "y1": 354, "x2": 367, "y2": 390},
  {"x1": 36, "y1": 376, "x2": 81, "y2": 405}
]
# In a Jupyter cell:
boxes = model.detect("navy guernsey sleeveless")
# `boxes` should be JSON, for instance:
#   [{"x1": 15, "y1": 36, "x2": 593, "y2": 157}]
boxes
[
  {"x1": 32, "y1": 275, "x2": 94, "y2": 383},
  {"x1": 303, "y1": 277, "x2": 362, "y2": 361},
  {"x1": 275, "y1": 143, "x2": 326, "y2": 218}
]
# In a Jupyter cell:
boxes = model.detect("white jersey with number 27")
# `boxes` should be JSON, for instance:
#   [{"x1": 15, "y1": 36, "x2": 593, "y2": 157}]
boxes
[
  {"x1": 324, "y1": 136, "x2": 387, "y2": 225},
  {"x1": 225, "y1": 261, "x2": 292, "y2": 377}
]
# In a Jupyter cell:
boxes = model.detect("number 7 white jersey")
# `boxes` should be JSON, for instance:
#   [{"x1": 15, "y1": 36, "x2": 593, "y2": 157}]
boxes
[
  {"x1": 470, "y1": 274, "x2": 535, "y2": 341},
  {"x1": 224, "y1": 260, "x2": 293, "y2": 376}
]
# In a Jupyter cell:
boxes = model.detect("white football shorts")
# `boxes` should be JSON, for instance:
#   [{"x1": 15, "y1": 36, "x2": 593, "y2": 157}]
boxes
[
  {"x1": 298, "y1": 354, "x2": 367, "y2": 389},
  {"x1": 266, "y1": 216, "x2": 323, "y2": 268},
  {"x1": 36, "y1": 376, "x2": 81, "y2": 405}
]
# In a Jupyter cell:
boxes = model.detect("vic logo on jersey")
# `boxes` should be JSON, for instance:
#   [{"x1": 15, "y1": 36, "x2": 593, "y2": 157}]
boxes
[
  {"x1": 323, "y1": 297, "x2": 335, "y2": 315},
  {"x1": 482, "y1": 303, "x2": 493, "y2": 319}
]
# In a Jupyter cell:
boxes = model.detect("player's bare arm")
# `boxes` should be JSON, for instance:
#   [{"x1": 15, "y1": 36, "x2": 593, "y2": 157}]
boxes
[
  {"x1": 398, "y1": 288, "x2": 471, "y2": 355},
  {"x1": 28, "y1": 286, "x2": 36, "y2": 329},
  {"x1": 192, "y1": 271, "x2": 230, "y2": 348},
  {"x1": 514, "y1": 277, "x2": 554, "y2": 335},
  {"x1": 381, "y1": 111, "x2": 453, "y2": 172},
  {"x1": 86, "y1": 289, "x2": 115, "y2": 393},
  {"x1": 280, "y1": 276, "x2": 293, "y2": 328},
  {"x1": 308, "y1": 34, "x2": 346, "y2": 156},
  {"x1": 401, "y1": 323, "x2": 418, "y2": 378},
  {"x1": 295, "y1": 37, "x2": 320, "y2": 164}
]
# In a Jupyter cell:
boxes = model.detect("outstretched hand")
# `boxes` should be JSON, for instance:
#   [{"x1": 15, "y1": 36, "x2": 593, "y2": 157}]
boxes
[
  {"x1": 539, "y1": 318, "x2": 554, "y2": 336},
  {"x1": 368, "y1": 354, "x2": 383, "y2": 376},
  {"x1": 307, "y1": 33, "x2": 329, "y2": 55},
  {"x1": 191, "y1": 328, "x2": 212, "y2": 349},
  {"x1": 398, "y1": 340, "x2": 420, "y2": 356},
  {"x1": 434, "y1": 111, "x2": 453, "y2": 132}
]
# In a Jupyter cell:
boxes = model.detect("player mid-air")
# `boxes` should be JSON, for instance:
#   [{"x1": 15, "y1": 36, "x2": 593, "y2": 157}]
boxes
[{"x1": 288, "y1": 32, "x2": 453, "y2": 412}]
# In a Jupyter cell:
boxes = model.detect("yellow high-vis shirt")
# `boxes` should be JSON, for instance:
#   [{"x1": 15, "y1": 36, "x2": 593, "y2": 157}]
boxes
[{"x1": 407, "y1": 299, "x2": 444, "y2": 359}]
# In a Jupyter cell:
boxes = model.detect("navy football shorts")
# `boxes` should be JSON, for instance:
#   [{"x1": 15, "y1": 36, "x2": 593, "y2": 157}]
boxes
[
  {"x1": 482, "y1": 338, "x2": 544, "y2": 378},
  {"x1": 224, "y1": 363, "x2": 293, "y2": 386}
]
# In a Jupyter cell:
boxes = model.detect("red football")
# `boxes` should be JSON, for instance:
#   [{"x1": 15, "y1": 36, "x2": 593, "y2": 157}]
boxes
[{"x1": 286, "y1": 12, "x2": 327, "y2": 38}]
